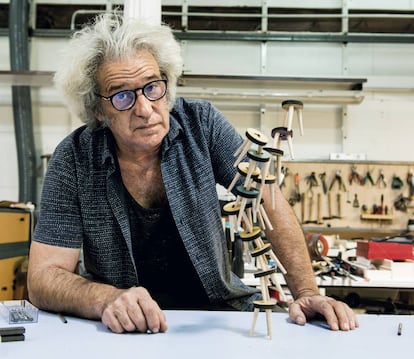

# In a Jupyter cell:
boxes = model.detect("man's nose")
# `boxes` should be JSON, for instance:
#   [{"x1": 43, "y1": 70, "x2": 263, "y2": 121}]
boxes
[{"x1": 132, "y1": 91, "x2": 153, "y2": 117}]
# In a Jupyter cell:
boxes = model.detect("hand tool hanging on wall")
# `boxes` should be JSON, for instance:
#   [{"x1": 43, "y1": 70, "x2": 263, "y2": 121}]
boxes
[
  {"x1": 348, "y1": 165, "x2": 362, "y2": 185},
  {"x1": 303, "y1": 172, "x2": 318, "y2": 224},
  {"x1": 391, "y1": 175, "x2": 404, "y2": 189},
  {"x1": 319, "y1": 172, "x2": 328, "y2": 194},
  {"x1": 317, "y1": 192, "x2": 323, "y2": 224},
  {"x1": 361, "y1": 169, "x2": 375, "y2": 186},
  {"x1": 336, "y1": 193, "x2": 342, "y2": 219},
  {"x1": 304, "y1": 192, "x2": 316, "y2": 224},
  {"x1": 376, "y1": 169, "x2": 387, "y2": 188},
  {"x1": 278, "y1": 166, "x2": 288, "y2": 188},
  {"x1": 322, "y1": 192, "x2": 333, "y2": 220},
  {"x1": 288, "y1": 172, "x2": 301, "y2": 206},
  {"x1": 329, "y1": 170, "x2": 347, "y2": 192},
  {"x1": 305, "y1": 171, "x2": 318, "y2": 190},
  {"x1": 407, "y1": 171, "x2": 414, "y2": 198},
  {"x1": 353, "y1": 194, "x2": 360, "y2": 208},
  {"x1": 323, "y1": 192, "x2": 342, "y2": 219},
  {"x1": 346, "y1": 191, "x2": 351, "y2": 204},
  {"x1": 394, "y1": 194, "x2": 410, "y2": 212},
  {"x1": 301, "y1": 192, "x2": 306, "y2": 223}
]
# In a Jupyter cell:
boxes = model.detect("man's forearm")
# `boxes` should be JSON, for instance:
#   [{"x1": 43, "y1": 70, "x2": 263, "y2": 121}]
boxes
[
  {"x1": 263, "y1": 187, "x2": 319, "y2": 299},
  {"x1": 28, "y1": 267, "x2": 120, "y2": 320}
]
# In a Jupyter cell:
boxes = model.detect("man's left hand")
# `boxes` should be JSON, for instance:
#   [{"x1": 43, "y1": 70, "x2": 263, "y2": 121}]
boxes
[{"x1": 288, "y1": 295, "x2": 359, "y2": 331}]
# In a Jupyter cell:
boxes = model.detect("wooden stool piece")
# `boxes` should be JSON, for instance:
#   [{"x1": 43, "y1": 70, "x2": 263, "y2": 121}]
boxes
[
  {"x1": 271, "y1": 126, "x2": 294, "y2": 160},
  {"x1": 250, "y1": 299, "x2": 277, "y2": 339},
  {"x1": 282, "y1": 99, "x2": 304, "y2": 136},
  {"x1": 234, "y1": 128, "x2": 269, "y2": 167},
  {"x1": 239, "y1": 226, "x2": 262, "y2": 242}
]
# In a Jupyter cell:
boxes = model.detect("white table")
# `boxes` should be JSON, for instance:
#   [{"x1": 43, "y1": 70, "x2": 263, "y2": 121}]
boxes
[{"x1": 0, "y1": 310, "x2": 411, "y2": 359}]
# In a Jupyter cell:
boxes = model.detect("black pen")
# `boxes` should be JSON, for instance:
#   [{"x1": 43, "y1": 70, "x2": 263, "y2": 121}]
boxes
[
  {"x1": 58, "y1": 314, "x2": 68, "y2": 324},
  {"x1": 397, "y1": 322, "x2": 402, "y2": 336}
]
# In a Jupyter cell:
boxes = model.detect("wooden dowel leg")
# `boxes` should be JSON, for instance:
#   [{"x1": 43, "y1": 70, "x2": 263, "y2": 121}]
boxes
[
  {"x1": 259, "y1": 205, "x2": 273, "y2": 230},
  {"x1": 229, "y1": 215, "x2": 235, "y2": 243},
  {"x1": 246, "y1": 206, "x2": 254, "y2": 229},
  {"x1": 243, "y1": 160, "x2": 256, "y2": 188},
  {"x1": 286, "y1": 106, "x2": 294, "y2": 131},
  {"x1": 259, "y1": 277, "x2": 269, "y2": 301},
  {"x1": 270, "y1": 273, "x2": 287, "y2": 302},
  {"x1": 254, "y1": 161, "x2": 271, "y2": 213},
  {"x1": 227, "y1": 172, "x2": 240, "y2": 192},
  {"x1": 241, "y1": 211, "x2": 253, "y2": 232},
  {"x1": 287, "y1": 135, "x2": 295, "y2": 160},
  {"x1": 256, "y1": 210, "x2": 266, "y2": 230},
  {"x1": 272, "y1": 133, "x2": 280, "y2": 149},
  {"x1": 276, "y1": 156, "x2": 282, "y2": 186},
  {"x1": 268, "y1": 251, "x2": 287, "y2": 274},
  {"x1": 250, "y1": 308, "x2": 260, "y2": 336},
  {"x1": 236, "y1": 198, "x2": 248, "y2": 228},
  {"x1": 270, "y1": 183, "x2": 275, "y2": 209},
  {"x1": 234, "y1": 142, "x2": 251, "y2": 167},
  {"x1": 266, "y1": 309, "x2": 273, "y2": 339},
  {"x1": 234, "y1": 138, "x2": 249, "y2": 157},
  {"x1": 251, "y1": 200, "x2": 258, "y2": 224},
  {"x1": 298, "y1": 108, "x2": 304, "y2": 136}
]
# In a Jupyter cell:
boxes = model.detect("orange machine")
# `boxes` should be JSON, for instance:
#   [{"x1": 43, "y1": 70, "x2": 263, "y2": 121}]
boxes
[{"x1": 0, "y1": 208, "x2": 31, "y2": 300}]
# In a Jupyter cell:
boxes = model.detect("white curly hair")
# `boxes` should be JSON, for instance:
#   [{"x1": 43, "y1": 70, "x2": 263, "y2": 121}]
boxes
[{"x1": 54, "y1": 13, "x2": 183, "y2": 128}]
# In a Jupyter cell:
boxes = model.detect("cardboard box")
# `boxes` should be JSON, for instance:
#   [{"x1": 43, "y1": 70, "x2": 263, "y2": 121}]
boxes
[{"x1": 356, "y1": 240, "x2": 413, "y2": 260}]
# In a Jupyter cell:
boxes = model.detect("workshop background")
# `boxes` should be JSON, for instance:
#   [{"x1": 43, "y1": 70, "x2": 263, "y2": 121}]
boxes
[{"x1": 1, "y1": 0, "x2": 414, "y2": 311}]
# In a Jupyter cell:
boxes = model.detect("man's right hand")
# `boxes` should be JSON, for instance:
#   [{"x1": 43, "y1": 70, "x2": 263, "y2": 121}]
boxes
[{"x1": 101, "y1": 286, "x2": 168, "y2": 333}]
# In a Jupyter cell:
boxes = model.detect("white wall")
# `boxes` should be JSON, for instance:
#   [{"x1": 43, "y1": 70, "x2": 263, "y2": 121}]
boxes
[{"x1": 1, "y1": 2, "x2": 414, "y2": 202}]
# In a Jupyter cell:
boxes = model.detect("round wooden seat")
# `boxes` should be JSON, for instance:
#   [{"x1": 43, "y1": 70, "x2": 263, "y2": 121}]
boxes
[
  {"x1": 239, "y1": 226, "x2": 262, "y2": 242},
  {"x1": 281, "y1": 99, "x2": 303, "y2": 110},
  {"x1": 263, "y1": 146, "x2": 284, "y2": 157},
  {"x1": 235, "y1": 185, "x2": 259, "y2": 199},
  {"x1": 245, "y1": 127, "x2": 268, "y2": 146},
  {"x1": 253, "y1": 299, "x2": 277, "y2": 310},
  {"x1": 250, "y1": 243, "x2": 272, "y2": 257},
  {"x1": 236, "y1": 162, "x2": 260, "y2": 178},
  {"x1": 254, "y1": 267, "x2": 277, "y2": 278},
  {"x1": 271, "y1": 126, "x2": 293, "y2": 141},
  {"x1": 222, "y1": 201, "x2": 241, "y2": 215},
  {"x1": 254, "y1": 173, "x2": 276, "y2": 185},
  {"x1": 247, "y1": 148, "x2": 270, "y2": 162}
]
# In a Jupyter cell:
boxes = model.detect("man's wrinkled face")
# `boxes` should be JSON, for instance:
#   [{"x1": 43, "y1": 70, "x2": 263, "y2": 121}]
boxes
[{"x1": 96, "y1": 50, "x2": 170, "y2": 153}]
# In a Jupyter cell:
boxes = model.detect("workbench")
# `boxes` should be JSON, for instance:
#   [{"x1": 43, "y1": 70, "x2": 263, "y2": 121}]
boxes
[
  {"x1": 0, "y1": 310, "x2": 411, "y2": 358},
  {"x1": 244, "y1": 272, "x2": 414, "y2": 311}
]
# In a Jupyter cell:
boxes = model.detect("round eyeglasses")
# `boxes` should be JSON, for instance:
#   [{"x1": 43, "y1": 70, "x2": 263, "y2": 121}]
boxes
[{"x1": 95, "y1": 79, "x2": 168, "y2": 111}]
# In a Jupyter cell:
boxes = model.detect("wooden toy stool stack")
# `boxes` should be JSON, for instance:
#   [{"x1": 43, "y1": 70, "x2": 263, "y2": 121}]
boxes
[
  {"x1": 271, "y1": 99, "x2": 304, "y2": 160},
  {"x1": 224, "y1": 128, "x2": 288, "y2": 339}
]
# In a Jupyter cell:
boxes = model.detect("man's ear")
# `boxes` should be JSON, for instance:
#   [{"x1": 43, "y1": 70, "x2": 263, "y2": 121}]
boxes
[{"x1": 94, "y1": 110, "x2": 104, "y2": 123}]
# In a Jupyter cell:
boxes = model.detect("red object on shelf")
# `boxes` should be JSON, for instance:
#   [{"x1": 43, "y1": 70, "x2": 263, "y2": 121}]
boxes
[{"x1": 356, "y1": 240, "x2": 413, "y2": 260}]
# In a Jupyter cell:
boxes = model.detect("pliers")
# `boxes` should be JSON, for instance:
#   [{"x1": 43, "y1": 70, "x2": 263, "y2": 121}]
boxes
[
  {"x1": 376, "y1": 169, "x2": 387, "y2": 188},
  {"x1": 319, "y1": 172, "x2": 328, "y2": 194},
  {"x1": 329, "y1": 170, "x2": 347, "y2": 192},
  {"x1": 348, "y1": 165, "x2": 362, "y2": 185},
  {"x1": 361, "y1": 170, "x2": 375, "y2": 186},
  {"x1": 305, "y1": 171, "x2": 318, "y2": 190}
]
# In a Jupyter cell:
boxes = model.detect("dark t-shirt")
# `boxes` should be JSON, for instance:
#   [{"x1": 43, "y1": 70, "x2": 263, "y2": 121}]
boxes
[{"x1": 125, "y1": 188, "x2": 210, "y2": 309}]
